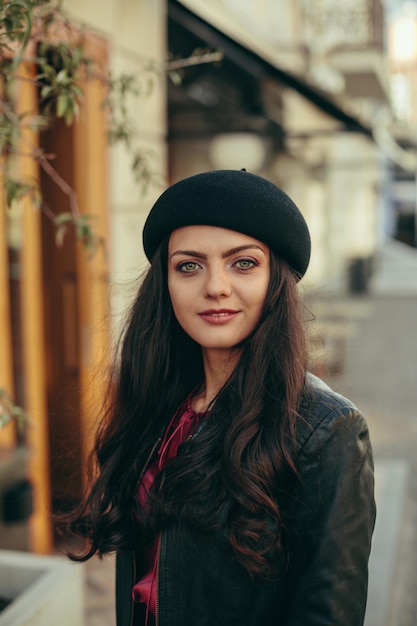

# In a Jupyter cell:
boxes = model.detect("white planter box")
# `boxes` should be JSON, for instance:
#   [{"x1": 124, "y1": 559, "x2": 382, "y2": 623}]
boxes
[{"x1": 0, "y1": 550, "x2": 84, "y2": 626}]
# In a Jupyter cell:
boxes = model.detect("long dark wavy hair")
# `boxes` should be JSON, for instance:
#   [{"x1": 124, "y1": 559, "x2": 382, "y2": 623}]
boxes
[{"x1": 67, "y1": 238, "x2": 308, "y2": 580}]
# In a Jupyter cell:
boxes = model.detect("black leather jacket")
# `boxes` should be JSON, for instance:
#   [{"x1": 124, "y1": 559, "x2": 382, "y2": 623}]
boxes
[{"x1": 116, "y1": 374, "x2": 376, "y2": 626}]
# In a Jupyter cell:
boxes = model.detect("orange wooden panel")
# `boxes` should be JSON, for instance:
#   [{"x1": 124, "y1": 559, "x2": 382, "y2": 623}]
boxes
[
  {"x1": 0, "y1": 159, "x2": 16, "y2": 447},
  {"x1": 73, "y1": 34, "x2": 110, "y2": 480},
  {"x1": 16, "y1": 60, "x2": 53, "y2": 553}
]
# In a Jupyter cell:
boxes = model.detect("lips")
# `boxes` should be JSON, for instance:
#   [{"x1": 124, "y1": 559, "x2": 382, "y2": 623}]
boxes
[{"x1": 198, "y1": 309, "x2": 240, "y2": 324}]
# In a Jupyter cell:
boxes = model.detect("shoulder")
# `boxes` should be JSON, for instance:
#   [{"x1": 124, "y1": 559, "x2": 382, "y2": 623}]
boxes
[
  {"x1": 296, "y1": 372, "x2": 369, "y2": 450},
  {"x1": 293, "y1": 374, "x2": 374, "y2": 514}
]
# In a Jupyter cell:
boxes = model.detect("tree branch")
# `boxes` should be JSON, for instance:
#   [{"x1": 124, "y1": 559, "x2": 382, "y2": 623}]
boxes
[{"x1": 165, "y1": 51, "x2": 223, "y2": 72}]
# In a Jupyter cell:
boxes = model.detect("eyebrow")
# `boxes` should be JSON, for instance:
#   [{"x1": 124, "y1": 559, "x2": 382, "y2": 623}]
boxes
[{"x1": 169, "y1": 244, "x2": 267, "y2": 260}]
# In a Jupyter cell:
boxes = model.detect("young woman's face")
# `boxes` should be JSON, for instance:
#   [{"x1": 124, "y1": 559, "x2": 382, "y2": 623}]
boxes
[{"x1": 168, "y1": 225, "x2": 270, "y2": 356}]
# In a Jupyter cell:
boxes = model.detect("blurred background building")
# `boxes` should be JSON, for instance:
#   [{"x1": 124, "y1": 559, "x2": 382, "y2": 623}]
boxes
[
  {"x1": 168, "y1": 0, "x2": 389, "y2": 294},
  {"x1": 387, "y1": 1, "x2": 417, "y2": 247},
  {"x1": 1, "y1": 1, "x2": 417, "y2": 623}
]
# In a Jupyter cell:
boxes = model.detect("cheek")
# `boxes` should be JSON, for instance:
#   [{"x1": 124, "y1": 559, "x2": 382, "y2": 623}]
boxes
[
  {"x1": 168, "y1": 275, "x2": 189, "y2": 323},
  {"x1": 167, "y1": 274, "x2": 174, "y2": 305},
  {"x1": 168, "y1": 281, "x2": 179, "y2": 316},
  {"x1": 167, "y1": 269, "x2": 180, "y2": 302},
  {"x1": 251, "y1": 277, "x2": 269, "y2": 311}
]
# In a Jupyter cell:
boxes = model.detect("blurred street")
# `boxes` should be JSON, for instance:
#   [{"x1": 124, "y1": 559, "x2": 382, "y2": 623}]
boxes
[
  {"x1": 81, "y1": 240, "x2": 417, "y2": 626},
  {"x1": 316, "y1": 238, "x2": 417, "y2": 626}
]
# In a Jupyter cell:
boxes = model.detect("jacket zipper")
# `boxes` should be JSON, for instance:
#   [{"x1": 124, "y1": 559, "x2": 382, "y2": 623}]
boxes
[
  {"x1": 154, "y1": 426, "x2": 196, "y2": 626},
  {"x1": 127, "y1": 436, "x2": 162, "y2": 626},
  {"x1": 155, "y1": 530, "x2": 163, "y2": 626}
]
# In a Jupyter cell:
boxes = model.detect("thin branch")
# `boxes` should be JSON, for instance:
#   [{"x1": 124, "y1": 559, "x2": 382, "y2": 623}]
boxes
[
  {"x1": 89, "y1": 50, "x2": 225, "y2": 87},
  {"x1": 40, "y1": 201, "x2": 58, "y2": 223},
  {"x1": 1, "y1": 70, "x2": 47, "y2": 87},
  {"x1": 2, "y1": 147, "x2": 56, "y2": 162},
  {"x1": 35, "y1": 149, "x2": 80, "y2": 216},
  {"x1": 1, "y1": 94, "x2": 81, "y2": 217},
  {"x1": 165, "y1": 51, "x2": 224, "y2": 72}
]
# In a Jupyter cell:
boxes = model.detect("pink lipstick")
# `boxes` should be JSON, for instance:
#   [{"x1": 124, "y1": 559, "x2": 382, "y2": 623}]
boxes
[{"x1": 198, "y1": 309, "x2": 240, "y2": 324}]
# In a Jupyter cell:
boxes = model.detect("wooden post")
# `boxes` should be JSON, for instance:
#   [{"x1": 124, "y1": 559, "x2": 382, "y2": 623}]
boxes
[
  {"x1": 16, "y1": 60, "x2": 53, "y2": 553},
  {"x1": 0, "y1": 159, "x2": 16, "y2": 447},
  {"x1": 73, "y1": 34, "x2": 110, "y2": 477}
]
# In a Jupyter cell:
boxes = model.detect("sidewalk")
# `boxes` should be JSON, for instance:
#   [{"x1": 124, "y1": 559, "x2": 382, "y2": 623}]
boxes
[
  {"x1": 84, "y1": 554, "x2": 115, "y2": 626},
  {"x1": 318, "y1": 239, "x2": 417, "y2": 626}
]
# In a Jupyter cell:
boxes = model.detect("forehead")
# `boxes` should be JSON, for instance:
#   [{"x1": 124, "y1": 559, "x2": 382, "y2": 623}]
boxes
[{"x1": 168, "y1": 225, "x2": 269, "y2": 253}]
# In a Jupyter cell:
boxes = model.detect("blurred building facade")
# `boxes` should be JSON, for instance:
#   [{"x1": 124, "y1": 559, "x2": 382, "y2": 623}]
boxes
[
  {"x1": 1, "y1": 0, "x2": 396, "y2": 553},
  {"x1": 387, "y1": 2, "x2": 417, "y2": 247},
  {"x1": 168, "y1": 0, "x2": 391, "y2": 292}
]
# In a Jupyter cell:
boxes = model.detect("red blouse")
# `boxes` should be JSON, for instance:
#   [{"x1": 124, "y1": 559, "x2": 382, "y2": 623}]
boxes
[{"x1": 132, "y1": 395, "x2": 205, "y2": 620}]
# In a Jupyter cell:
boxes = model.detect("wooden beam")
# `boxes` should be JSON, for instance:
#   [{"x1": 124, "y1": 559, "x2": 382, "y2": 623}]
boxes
[
  {"x1": 16, "y1": 60, "x2": 53, "y2": 553},
  {"x1": 73, "y1": 34, "x2": 110, "y2": 479},
  {"x1": 0, "y1": 158, "x2": 16, "y2": 447}
]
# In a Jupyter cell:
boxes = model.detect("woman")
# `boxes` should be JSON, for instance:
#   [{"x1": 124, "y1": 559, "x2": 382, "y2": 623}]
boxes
[{"x1": 69, "y1": 170, "x2": 375, "y2": 626}]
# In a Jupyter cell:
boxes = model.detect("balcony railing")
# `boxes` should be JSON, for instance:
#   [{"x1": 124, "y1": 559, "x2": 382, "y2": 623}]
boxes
[{"x1": 300, "y1": 0, "x2": 384, "y2": 51}]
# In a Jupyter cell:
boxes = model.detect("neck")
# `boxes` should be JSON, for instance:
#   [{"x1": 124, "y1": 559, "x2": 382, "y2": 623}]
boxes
[{"x1": 191, "y1": 348, "x2": 241, "y2": 413}]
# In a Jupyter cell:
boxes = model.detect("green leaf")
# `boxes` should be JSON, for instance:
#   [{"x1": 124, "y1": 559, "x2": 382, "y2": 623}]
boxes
[
  {"x1": 28, "y1": 114, "x2": 48, "y2": 131},
  {"x1": 6, "y1": 179, "x2": 20, "y2": 206},
  {"x1": 55, "y1": 224, "x2": 68, "y2": 247},
  {"x1": 168, "y1": 70, "x2": 182, "y2": 86},
  {"x1": 5, "y1": 179, "x2": 33, "y2": 206},
  {"x1": 63, "y1": 105, "x2": 74, "y2": 125},
  {"x1": 32, "y1": 188, "x2": 43, "y2": 209},
  {"x1": 56, "y1": 68, "x2": 69, "y2": 84},
  {"x1": 72, "y1": 85, "x2": 83, "y2": 98},
  {"x1": 56, "y1": 93, "x2": 69, "y2": 118},
  {"x1": 6, "y1": 0, "x2": 33, "y2": 71},
  {"x1": 40, "y1": 85, "x2": 54, "y2": 99},
  {"x1": 40, "y1": 64, "x2": 57, "y2": 81},
  {"x1": 54, "y1": 212, "x2": 74, "y2": 226},
  {"x1": 0, "y1": 387, "x2": 29, "y2": 434}
]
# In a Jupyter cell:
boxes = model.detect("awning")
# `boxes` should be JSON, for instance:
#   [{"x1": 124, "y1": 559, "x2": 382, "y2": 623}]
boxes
[{"x1": 168, "y1": 0, "x2": 374, "y2": 139}]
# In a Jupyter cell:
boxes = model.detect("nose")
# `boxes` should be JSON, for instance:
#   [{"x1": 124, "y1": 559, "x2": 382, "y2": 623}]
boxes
[{"x1": 203, "y1": 266, "x2": 232, "y2": 298}]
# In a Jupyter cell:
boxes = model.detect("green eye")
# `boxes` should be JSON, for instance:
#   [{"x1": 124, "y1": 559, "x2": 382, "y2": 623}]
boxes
[
  {"x1": 236, "y1": 259, "x2": 255, "y2": 269},
  {"x1": 179, "y1": 261, "x2": 199, "y2": 272}
]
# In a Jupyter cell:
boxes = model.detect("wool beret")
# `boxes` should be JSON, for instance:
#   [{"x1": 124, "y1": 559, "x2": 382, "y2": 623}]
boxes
[{"x1": 143, "y1": 170, "x2": 311, "y2": 278}]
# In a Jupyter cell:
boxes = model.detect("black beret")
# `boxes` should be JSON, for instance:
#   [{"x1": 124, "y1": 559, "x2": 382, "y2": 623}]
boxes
[{"x1": 143, "y1": 170, "x2": 311, "y2": 278}]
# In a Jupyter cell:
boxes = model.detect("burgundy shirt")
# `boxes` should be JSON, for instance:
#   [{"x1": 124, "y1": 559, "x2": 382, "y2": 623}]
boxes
[{"x1": 132, "y1": 395, "x2": 205, "y2": 620}]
